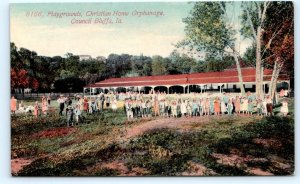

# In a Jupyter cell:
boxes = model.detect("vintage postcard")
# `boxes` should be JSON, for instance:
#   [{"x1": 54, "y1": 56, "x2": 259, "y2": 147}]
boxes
[{"x1": 10, "y1": 1, "x2": 294, "y2": 176}]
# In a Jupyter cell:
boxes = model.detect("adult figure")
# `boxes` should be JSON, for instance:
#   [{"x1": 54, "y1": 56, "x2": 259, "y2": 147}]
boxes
[
  {"x1": 10, "y1": 96, "x2": 17, "y2": 114},
  {"x1": 57, "y1": 95, "x2": 65, "y2": 116}
]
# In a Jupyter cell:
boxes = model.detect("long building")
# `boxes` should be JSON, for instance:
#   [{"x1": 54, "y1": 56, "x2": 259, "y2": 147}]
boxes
[{"x1": 84, "y1": 67, "x2": 290, "y2": 95}]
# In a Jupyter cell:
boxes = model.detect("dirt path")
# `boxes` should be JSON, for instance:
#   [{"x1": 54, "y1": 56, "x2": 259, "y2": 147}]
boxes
[{"x1": 122, "y1": 116, "x2": 215, "y2": 141}]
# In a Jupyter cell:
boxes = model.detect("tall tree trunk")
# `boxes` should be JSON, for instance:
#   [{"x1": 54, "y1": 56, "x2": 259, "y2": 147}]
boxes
[
  {"x1": 256, "y1": 26, "x2": 263, "y2": 99},
  {"x1": 269, "y1": 58, "x2": 283, "y2": 101},
  {"x1": 233, "y1": 53, "x2": 245, "y2": 95}
]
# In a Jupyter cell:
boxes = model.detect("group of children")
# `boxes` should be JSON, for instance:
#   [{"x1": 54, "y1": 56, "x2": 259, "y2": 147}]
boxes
[
  {"x1": 123, "y1": 91, "x2": 289, "y2": 120},
  {"x1": 57, "y1": 94, "x2": 118, "y2": 126},
  {"x1": 10, "y1": 90, "x2": 290, "y2": 125},
  {"x1": 10, "y1": 95, "x2": 51, "y2": 117}
]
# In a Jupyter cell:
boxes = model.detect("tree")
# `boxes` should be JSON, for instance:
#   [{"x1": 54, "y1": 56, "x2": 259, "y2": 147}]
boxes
[
  {"x1": 262, "y1": 2, "x2": 294, "y2": 98},
  {"x1": 10, "y1": 43, "x2": 40, "y2": 93},
  {"x1": 241, "y1": 1, "x2": 293, "y2": 99},
  {"x1": 151, "y1": 55, "x2": 168, "y2": 76},
  {"x1": 181, "y1": 2, "x2": 246, "y2": 94},
  {"x1": 59, "y1": 70, "x2": 75, "y2": 79},
  {"x1": 11, "y1": 69, "x2": 29, "y2": 89},
  {"x1": 142, "y1": 62, "x2": 152, "y2": 76},
  {"x1": 170, "y1": 51, "x2": 197, "y2": 74}
]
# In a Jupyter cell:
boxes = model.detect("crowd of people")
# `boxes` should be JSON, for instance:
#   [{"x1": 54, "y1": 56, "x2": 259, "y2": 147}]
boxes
[
  {"x1": 11, "y1": 88, "x2": 290, "y2": 125},
  {"x1": 122, "y1": 90, "x2": 289, "y2": 120}
]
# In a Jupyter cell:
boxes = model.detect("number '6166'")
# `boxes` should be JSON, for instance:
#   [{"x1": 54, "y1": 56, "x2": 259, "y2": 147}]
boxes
[{"x1": 26, "y1": 11, "x2": 43, "y2": 17}]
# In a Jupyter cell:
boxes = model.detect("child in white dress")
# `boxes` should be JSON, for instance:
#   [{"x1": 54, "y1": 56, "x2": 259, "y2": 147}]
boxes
[
  {"x1": 111, "y1": 98, "x2": 117, "y2": 112},
  {"x1": 281, "y1": 99, "x2": 289, "y2": 116}
]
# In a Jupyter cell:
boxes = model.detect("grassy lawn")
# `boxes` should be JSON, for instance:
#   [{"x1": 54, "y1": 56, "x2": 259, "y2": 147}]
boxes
[{"x1": 11, "y1": 98, "x2": 294, "y2": 176}]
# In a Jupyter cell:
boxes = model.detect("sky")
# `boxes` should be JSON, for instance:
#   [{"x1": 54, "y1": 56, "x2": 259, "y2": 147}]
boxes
[{"x1": 10, "y1": 2, "x2": 252, "y2": 58}]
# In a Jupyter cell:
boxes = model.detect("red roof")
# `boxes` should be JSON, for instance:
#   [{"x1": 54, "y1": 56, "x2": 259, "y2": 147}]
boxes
[{"x1": 86, "y1": 67, "x2": 289, "y2": 88}]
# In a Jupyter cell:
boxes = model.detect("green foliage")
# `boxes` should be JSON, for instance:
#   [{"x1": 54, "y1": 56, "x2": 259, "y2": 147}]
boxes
[
  {"x1": 151, "y1": 55, "x2": 168, "y2": 76},
  {"x1": 125, "y1": 116, "x2": 294, "y2": 176},
  {"x1": 12, "y1": 101, "x2": 294, "y2": 176},
  {"x1": 240, "y1": 2, "x2": 260, "y2": 39},
  {"x1": 183, "y1": 2, "x2": 235, "y2": 53},
  {"x1": 178, "y1": 2, "x2": 241, "y2": 74},
  {"x1": 59, "y1": 70, "x2": 75, "y2": 79},
  {"x1": 242, "y1": 44, "x2": 256, "y2": 66},
  {"x1": 212, "y1": 116, "x2": 294, "y2": 163},
  {"x1": 203, "y1": 54, "x2": 235, "y2": 72},
  {"x1": 170, "y1": 52, "x2": 197, "y2": 74}
]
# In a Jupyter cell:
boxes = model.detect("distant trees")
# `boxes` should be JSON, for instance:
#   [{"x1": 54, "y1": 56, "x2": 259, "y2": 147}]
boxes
[
  {"x1": 151, "y1": 55, "x2": 168, "y2": 76},
  {"x1": 11, "y1": 42, "x2": 242, "y2": 93}
]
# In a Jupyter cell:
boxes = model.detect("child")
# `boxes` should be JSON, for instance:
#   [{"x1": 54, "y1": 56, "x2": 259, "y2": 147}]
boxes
[
  {"x1": 42, "y1": 98, "x2": 48, "y2": 115},
  {"x1": 164, "y1": 99, "x2": 170, "y2": 118},
  {"x1": 180, "y1": 100, "x2": 187, "y2": 118},
  {"x1": 153, "y1": 99, "x2": 159, "y2": 117},
  {"x1": 92, "y1": 99, "x2": 98, "y2": 114},
  {"x1": 146, "y1": 100, "x2": 152, "y2": 117},
  {"x1": 227, "y1": 99, "x2": 233, "y2": 115},
  {"x1": 141, "y1": 100, "x2": 147, "y2": 118},
  {"x1": 130, "y1": 100, "x2": 137, "y2": 117},
  {"x1": 281, "y1": 98, "x2": 289, "y2": 116},
  {"x1": 88, "y1": 100, "x2": 93, "y2": 114},
  {"x1": 58, "y1": 95, "x2": 66, "y2": 116},
  {"x1": 18, "y1": 100, "x2": 26, "y2": 113},
  {"x1": 111, "y1": 98, "x2": 117, "y2": 112},
  {"x1": 125, "y1": 100, "x2": 133, "y2": 120},
  {"x1": 199, "y1": 99, "x2": 203, "y2": 116},
  {"x1": 159, "y1": 100, "x2": 165, "y2": 117},
  {"x1": 192, "y1": 99, "x2": 199, "y2": 116},
  {"x1": 135, "y1": 100, "x2": 141, "y2": 118},
  {"x1": 74, "y1": 104, "x2": 82, "y2": 125},
  {"x1": 66, "y1": 102, "x2": 74, "y2": 126},
  {"x1": 262, "y1": 98, "x2": 268, "y2": 116},
  {"x1": 220, "y1": 99, "x2": 227, "y2": 115},
  {"x1": 214, "y1": 97, "x2": 220, "y2": 116},
  {"x1": 187, "y1": 100, "x2": 192, "y2": 117},
  {"x1": 210, "y1": 98, "x2": 215, "y2": 115},
  {"x1": 248, "y1": 99, "x2": 253, "y2": 115},
  {"x1": 241, "y1": 97, "x2": 248, "y2": 115},
  {"x1": 34, "y1": 101, "x2": 39, "y2": 118},
  {"x1": 11, "y1": 96, "x2": 17, "y2": 114},
  {"x1": 256, "y1": 99, "x2": 263, "y2": 116},
  {"x1": 106, "y1": 96, "x2": 110, "y2": 108},
  {"x1": 83, "y1": 97, "x2": 89, "y2": 113},
  {"x1": 47, "y1": 95, "x2": 51, "y2": 105},
  {"x1": 171, "y1": 100, "x2": 178, "y2": 118},
  {"x1": 235, "y1": 96, "x2": 240, "y2": 114},
  {"x1": 204, "y1": 98, "x2": 210, "y2": 116}
]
